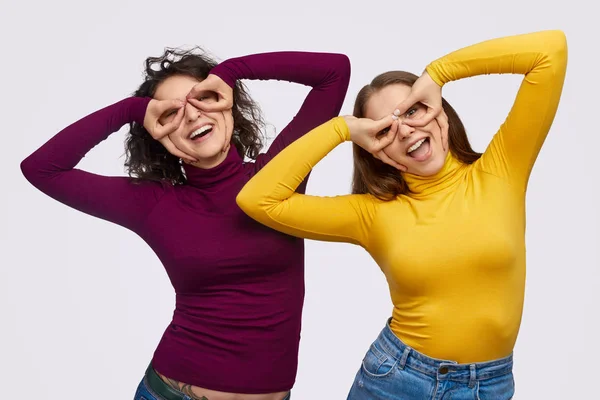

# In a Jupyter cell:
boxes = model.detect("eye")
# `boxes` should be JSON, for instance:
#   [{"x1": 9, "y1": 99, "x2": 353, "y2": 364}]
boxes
[
  {"x1": 161, "y1": 109, "x2": 177, "y2": 120},
  {"x1": 405, "y1": 108, "x2": 417, "y2": 117},
  {"x1": 377, "y1": 127, "x2": 391, "y2": 137},
  {"x1": 197, "y1": 93, "x2": 217, "y2": 103}
]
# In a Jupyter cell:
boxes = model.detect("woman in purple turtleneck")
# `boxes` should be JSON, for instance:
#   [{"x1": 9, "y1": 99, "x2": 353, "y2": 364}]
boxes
[{"x1": 20, "y1": 47, "x2": 350, "y2": 400}]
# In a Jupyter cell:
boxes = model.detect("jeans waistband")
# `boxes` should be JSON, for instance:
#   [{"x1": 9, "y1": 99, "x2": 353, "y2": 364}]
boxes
[
  {"x1": 144, "y1": 363, "x2": 292, "y2": 400},
  {"x1": 145, "y1": 364, "x2": 189, "y2": 400},
  {"x1": 375, "y1": 319, "x2": 513, "y2": 385}
]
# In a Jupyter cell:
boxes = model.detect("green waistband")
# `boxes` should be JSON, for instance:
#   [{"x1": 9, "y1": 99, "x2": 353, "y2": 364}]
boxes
[
  {"x1": 144, "y1": 364, "x2": 291, "y2": 400},
  {"x1": 145, "y1": 364, "x2": 187, "y2": 400}
]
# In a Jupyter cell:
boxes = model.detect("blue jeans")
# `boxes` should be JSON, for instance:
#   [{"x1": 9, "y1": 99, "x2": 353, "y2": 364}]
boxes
[
  {"x1": 134, "y1": 374, "x2": 192, "y2": 400},
  {"x1": 133, "y1": 364, "x2": 291, "y2": 400},
  {"x1": 347, "y1": 320, "x2": 515, "y2": 400}
]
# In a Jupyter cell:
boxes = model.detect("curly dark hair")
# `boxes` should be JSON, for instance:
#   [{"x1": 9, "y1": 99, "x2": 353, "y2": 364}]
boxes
[{"x1": 125, "y1": 47, "x2": 266, "y2": 184}]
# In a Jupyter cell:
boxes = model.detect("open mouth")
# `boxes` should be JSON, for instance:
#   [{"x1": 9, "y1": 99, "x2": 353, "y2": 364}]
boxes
[
  {"x1": 406, "y1": 137, "x2": 431, "y2": 161},
  {"x1": 189, "y1": 125, "x2": 214, "y2": 142}
]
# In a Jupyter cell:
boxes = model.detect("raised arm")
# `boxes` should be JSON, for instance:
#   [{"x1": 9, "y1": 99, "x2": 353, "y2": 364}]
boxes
[
  {"x1": 211, "y1": 51, "x2": 351, "y2": 180},
  {"x1": 426, "y1": 30, "x2": 568, "y2": 189},
  {"x1": 20, "y1": 97, "x2": 166, "y2": 231},
  {"x1": 236, "y1": 117, "x2": 379, "y2": 247}
]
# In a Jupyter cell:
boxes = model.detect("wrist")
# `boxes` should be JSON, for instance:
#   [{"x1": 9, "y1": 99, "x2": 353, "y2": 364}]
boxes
[
  {"x1": 340, "y1": 116, "x2": 354, "y2": 142},
  {"x1": 209, "y1": 64, "x2": 236, "y2": 89},
  {"x1": 128, "y1": 97, "x2": 152, "y2": 125},
  {"x1": 424, "y1": 63, "x2": 444, "y2": 88}
]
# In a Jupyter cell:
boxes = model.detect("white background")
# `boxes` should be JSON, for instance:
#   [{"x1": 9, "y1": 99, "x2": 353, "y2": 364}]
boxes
[{"x1": 2, "y1": 0, "x2": 598, "y2": 399}]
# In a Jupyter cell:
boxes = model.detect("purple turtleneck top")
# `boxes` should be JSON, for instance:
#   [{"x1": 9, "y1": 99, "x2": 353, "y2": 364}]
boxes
[{"x1": 20, "y1": 52, "x2": 350, "y2": 393}]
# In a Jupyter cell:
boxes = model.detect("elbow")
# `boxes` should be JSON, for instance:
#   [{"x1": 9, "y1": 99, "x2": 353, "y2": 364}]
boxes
[
  {"x1": 236, "y1": 186, "x2": 259, "y2": 217},
  {"x1": 553, "y1": 29, "x2": 567, "y2": 41},
  {"x1": 20, "y1": 156, "x2": 40, "y2": 186},
  {"x1": 20, "y1": 153, "x2": 57, "y2": 190},
  {"x1": 336, "y1": 53, "x2": 351, "y2": 78},
  {"x1": 322, "y1": 53, "x2": 351, "y2": 85},
  {"x1": 548, "y1": 30, "x2": 568, "y2": 56},
  {"x1": 334, "y1": 53, "x2": 351, "y2": 83},
  {"x1": 236, "y1": 185, "x2": 277, "y2": 226}
]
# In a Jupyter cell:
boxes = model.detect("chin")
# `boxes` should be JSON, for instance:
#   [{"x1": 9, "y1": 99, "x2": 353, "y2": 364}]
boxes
[
  {"x1": 409, "y1": 157, "x2": 446, "y2": 177},
  {"x1": 193, "y1": 147, "x2": 224, "y2": 161},
  {"x1": 188, "y1": 134, "x2": 224, "y2": 157}
]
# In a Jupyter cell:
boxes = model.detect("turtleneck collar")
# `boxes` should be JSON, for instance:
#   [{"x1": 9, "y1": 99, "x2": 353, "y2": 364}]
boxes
[
  {"x1": 403, "y1": 152, "x2": 468, "y2": 197},
  {"x1": 182, "y1": 145, "x2": 243, "y2": 188}
]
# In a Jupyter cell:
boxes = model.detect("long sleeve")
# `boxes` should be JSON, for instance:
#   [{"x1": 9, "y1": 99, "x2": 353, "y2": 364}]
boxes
[
  {"x1": 211, "y1": 52, "x2": 351, "y2": 191},
  {"x1": 236, "y1": 117, "x2": 378, "y2": 247},
  {"x1": 20, "y1": 97, "x2": 166, "y2": 231},
  {"x1": 426, "y1": 30, "x2": 568, "y2": 190}
]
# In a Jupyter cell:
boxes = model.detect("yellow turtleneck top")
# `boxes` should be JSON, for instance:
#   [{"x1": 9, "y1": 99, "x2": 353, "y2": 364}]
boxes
[{"x1": 236, "y1": 30, "x2": 567, "y2": 363}]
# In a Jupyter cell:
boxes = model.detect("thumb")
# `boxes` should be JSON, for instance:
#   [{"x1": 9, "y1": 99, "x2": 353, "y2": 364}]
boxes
[
  {"x1": 373, "y1": 114, "x2": 395, "y2": 133},
  {"x1": 186, "y1": 80, "x2": 210, "y2": 100},
  {"x1": 187, "y1": 97, "x2": 228, "y2": 113},
  {"x1": 393, "y1": 94, "x2": 417, "y2": 117},
  {"x1": 157, "y1": 99, "x2": 185, "y2": 114},
  {"x1": 404, "y1": 108, "x2": 438, "y2": 127},
  {"x1": 376, "y1": 120, "x2": 398, "y2": 150}
]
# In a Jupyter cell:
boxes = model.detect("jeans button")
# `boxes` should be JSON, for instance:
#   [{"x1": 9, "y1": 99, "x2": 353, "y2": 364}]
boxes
[{"x1": 439, "y1": 366, "x2": 449, "y2": 374}]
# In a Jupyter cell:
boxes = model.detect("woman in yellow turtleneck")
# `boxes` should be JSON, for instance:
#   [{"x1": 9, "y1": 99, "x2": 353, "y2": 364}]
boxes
[{"x1": 236, "y1": 30, "x2": 567, "y2": 399}]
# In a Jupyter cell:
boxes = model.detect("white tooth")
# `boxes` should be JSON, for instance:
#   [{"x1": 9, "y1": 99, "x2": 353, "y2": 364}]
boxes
[
  {"x1": 408, "y1": 138, "x2": 426, "y2": 153},
  {"x1": 190, "y1": 125, "x2": 213, "y2": 139}
]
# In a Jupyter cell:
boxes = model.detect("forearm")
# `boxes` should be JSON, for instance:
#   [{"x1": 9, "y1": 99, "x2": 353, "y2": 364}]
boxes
[
  {"x1": 21, "y1": 97, "x2": 150, "y2": 179},
  {"x1": 438, "y1": 30, "x2": 568, "y2": 188},
  {"x1": 211, "y1": 51, "x2": 351, "y2": 88},
  {"x1": 237, "y1": 116, "x2": 375, "y2": 246},
  {"x1": 20, "y1": 97, "x2": 160, "y2": 230},
  {"x1": 239, "y1": 117, "x2": 349, "y2": 205},
  {"x1": 426, "y1": 30, "x2": 567, "y2": 85},
  {"x1": 243, "y1": 52, "x2": 350, "y2": 173}
]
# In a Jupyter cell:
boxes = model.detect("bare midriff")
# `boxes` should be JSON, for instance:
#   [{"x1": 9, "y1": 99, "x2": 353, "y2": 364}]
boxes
[{"x1": 158, "y1": 373, "x2": 289, "y2": 400}]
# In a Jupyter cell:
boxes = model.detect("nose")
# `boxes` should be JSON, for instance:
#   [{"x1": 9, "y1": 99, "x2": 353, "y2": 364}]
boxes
[
  {"x1": 185, "y1": 102, "x2": 202, "y2": 123},
  {"x1": 398, "y1": 122, "x2": 415, "y2": 139}
]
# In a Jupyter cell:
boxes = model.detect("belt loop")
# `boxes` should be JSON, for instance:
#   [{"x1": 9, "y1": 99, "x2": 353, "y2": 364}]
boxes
[
  {"x1": 399, "y1": 347, "x2": 410, "y2": 369},
  {"x1": 468, "y1": 364, "x2": 477, "y2": 388}
]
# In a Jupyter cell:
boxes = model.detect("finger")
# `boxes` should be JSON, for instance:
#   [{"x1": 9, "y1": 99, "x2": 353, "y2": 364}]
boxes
[
  {"x1": 221, "y1": 111, "x2": 233, "y2": 153},
  {"x1": 222, "y1": 142, "x2": 231, "y2": 154},
  {"x1": 376, "y1": 150, "x2": 404, "y2": 171},
  {"x1": 159, "y1": 137, "x2": 196, "y2": 163},
  {"x1": 373, "y1": 120, "x2": 398, "y2": 150},
  {"x1": 393, "y1": 94, "x2": 417, "y2": 117},
  {"x1": 373, "y1": 114, "x2": 395, "y2": 134},
  {"x1": 167, "y1": 105, "x2": 186, "y2": 132},
  {"x1": 187, "y1": 97, "x2": 229, "y2": 113},
  {"x1": 157, "y1": 98, "x2": 185, "y2": 114},
  {"x1": 186, "y1": 83, "x2": 208, "y2": 101},
  {"x1": 437, "y1": 112, "x2": 450, "y2": 151},
  {"x1": 404, "y1": 107, "x2": 441, "y2": 127},
  {"x1": 155, "y1": 107, "x2": 184, "y2": 137}
]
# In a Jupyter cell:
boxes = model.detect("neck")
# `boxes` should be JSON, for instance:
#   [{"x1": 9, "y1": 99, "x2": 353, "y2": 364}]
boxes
[
  {"x1": 182, "y1": 144, "x2": 243, "y2": 188},
  {"x1": 402, "y1": 152, "x2": 467, "y2": 197}
]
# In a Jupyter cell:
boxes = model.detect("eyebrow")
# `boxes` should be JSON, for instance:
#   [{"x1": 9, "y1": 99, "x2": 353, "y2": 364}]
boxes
[{"x1": 156, "y1": 95, "x2": 186, "y2": 102}]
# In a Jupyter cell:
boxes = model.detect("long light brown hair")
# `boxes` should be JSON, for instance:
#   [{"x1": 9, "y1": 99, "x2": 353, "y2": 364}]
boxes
[{"x1": 352, "y1": 71, "x2": 481, "y2": 200}]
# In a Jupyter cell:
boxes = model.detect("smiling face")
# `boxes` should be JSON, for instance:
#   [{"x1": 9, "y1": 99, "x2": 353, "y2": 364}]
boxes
[
  {"x1": 154, "y1": 75, "x2": 234, "y2": 168},
  {"x1": 364, "y1": 84, "x2": 448, "y2": 176}
]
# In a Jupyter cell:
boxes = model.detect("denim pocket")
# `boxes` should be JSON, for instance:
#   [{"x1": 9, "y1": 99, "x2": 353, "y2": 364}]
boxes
[
  {"x1": 361, "y1": 343, "x2": 398, "y2": 378},
  {"x1": 133, "y1": 377, "x2": 158, "y2": 400},
  {"x1": 475, "y1": 372, "x2": 515, "y2": 400}
]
